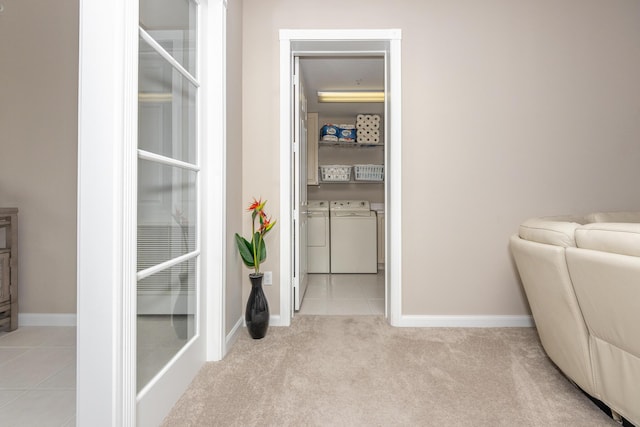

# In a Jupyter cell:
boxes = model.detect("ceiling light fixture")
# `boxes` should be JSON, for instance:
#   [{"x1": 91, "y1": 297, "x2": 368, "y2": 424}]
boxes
[{"x1": 317, "y1": 91, "x2": 384, "y2": 103}]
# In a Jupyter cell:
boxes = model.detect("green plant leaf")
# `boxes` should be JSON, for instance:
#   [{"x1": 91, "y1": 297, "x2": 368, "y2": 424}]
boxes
[
  {"x1": 235, "y1": 233, "x2": 255, "y2": 267},
  {"x1": 252, "y1": 232, "x2": 267, "y2": 264},
  {"x1": 259, "y1": 241, "x2": 267, "y2": 263}
]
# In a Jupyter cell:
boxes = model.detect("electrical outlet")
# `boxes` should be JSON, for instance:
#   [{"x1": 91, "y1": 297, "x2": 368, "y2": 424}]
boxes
[{"x1": 264, "y1": 271, "x2": 272, "y2": 285}]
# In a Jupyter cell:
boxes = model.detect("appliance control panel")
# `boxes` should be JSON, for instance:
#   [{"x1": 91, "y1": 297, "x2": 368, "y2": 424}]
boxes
[
  {"x1": 308, "y1": 200, "x2": 329, "y2": 212},
  {"x1": 329, "y1": 200, "x2": 371, "y2": 212}
]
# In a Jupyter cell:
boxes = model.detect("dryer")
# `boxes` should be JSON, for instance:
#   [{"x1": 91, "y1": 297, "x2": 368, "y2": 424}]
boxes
[
  {"x1": 307, "y1": 200, "x2": 330, "y2": 273},
  {"x1": 330, "y1": 200, "x2": 377, "y2": 273}
]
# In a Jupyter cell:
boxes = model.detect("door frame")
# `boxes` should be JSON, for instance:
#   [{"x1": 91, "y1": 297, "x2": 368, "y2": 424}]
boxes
[{"x1": 278, "y1": 29, "x2": 403, "y2": 325}]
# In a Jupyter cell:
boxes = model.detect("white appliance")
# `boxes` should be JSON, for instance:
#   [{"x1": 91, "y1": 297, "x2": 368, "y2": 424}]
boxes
[
  {"x1": 330, "y1": 200, "x2": 377, "y2": 273},
  {"x1": 307, "y1": 200, "x2": 330, "y2": 273}
]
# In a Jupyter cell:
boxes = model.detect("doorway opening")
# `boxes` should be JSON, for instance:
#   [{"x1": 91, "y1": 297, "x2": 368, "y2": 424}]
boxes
[
  {"x1": 279, "y1": 29, "x2": 403, "y2": 326},
  {"x1": 297, "y1": 56, "x2": 386, "y2": 316}
]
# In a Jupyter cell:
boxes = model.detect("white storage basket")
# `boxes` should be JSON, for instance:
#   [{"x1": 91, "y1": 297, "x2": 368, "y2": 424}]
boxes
[
  {"x1": 320, "y1": 165, "x2": 352, "y2": 182},
  {"x1": 354, "y1": 164, "x2": 384, "y2": 181}
]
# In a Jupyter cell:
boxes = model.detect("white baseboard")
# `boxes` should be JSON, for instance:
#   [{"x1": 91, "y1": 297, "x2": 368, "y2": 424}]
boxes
[
  {"x1": 224, "y1": 317, "x2": 243, "y2": 357},
  {"x1": 239, "y1": 315, "x2": 285, "y2": 327},
  {"x1": 239, "y1": 314, "x2": 284, "y2": 327},
  {"x1": 223, "y1": 314, "x2": 284, "y2": 352},
  {"x1": 397, "y1": 315, "x2": 534, "y2": 328},
  {"x1": 19, "y1": 313, "x2": 77, "y2": 327},
  {"x1": 267, "y1": 314, "x2": 284, "y2": 326}
]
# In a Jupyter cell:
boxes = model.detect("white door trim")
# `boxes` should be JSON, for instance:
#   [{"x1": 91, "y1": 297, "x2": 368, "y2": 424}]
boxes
[
  {"x1": 202, "y1": 0, "x2": 227, "y2": 362},
  {"x1": 77, "y1": 0, "x2": 138, "y2": 424},
  {"x1": 278, "y1": 29, "x2": 403, "y2": 326}
]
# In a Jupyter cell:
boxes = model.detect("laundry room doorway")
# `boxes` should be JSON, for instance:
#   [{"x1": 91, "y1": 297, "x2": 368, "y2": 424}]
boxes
[
  {"x1": 279, "y1": 29, "x2": 403, "y2": 326},
  {"x1": 298, "y1": 56, "x2": 385, "y2": 316}
]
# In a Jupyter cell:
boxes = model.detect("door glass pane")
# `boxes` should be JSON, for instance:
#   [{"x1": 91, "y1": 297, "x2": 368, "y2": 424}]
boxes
[
  {"x1": 137, "y1": 258, "x2": 196, "y2": 392},
  {"x1": 139, "y1": 0, "x2": 197, "y2": 75},
  {"x1": 139, "y1": 37, "x2": 197, "y2": 164},
  {"x1": 137, "y1": 159, "x2": 196, "y2": 272},
  {"x1": 137, "y1": 0, "x2": 199, "y2": 401}
]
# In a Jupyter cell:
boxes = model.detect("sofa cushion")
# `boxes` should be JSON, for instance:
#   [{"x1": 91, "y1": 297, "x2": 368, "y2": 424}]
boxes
[
  {"x1": 519, "y1": 216, "x2": 586, "y2": 247},
  {"x1": 575, "y1": 223, "x2": 640, "y2": 257},
  {"x1": 586, "y1": 211, "x2": 640, "y2": 223}
]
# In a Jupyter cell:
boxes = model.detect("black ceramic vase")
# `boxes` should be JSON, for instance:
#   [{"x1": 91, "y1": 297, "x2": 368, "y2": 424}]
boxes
[{"x1": 246, "y1": 273, "x2": 269, "y2": 339}]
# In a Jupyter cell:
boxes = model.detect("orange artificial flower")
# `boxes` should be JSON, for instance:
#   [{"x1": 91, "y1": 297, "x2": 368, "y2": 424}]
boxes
[{"x1": 235, "y1": 198, "x2": 277, "y2": 274}]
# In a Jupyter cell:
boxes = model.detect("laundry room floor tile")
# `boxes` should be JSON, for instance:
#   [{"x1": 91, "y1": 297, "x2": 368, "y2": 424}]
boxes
[{"x1": 299, "y1": 271, "x2": 385, "y2": 316}]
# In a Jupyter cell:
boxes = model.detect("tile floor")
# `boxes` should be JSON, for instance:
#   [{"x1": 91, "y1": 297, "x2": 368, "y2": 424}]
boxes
[
  {"x1": 298, "y1": 271, "x2": 385, "y2": 315},
  {"x1": 0, "y1": 326, "x2": 76, "y2": 426}
]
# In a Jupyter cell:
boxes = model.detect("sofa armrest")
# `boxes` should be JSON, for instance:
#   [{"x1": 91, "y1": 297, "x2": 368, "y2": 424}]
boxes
[
  {"x1": 510, "y1": 234, "x2": 596, "y2": 396},
  {"x1": 566, "y1": 247, "x2": 640, "y2": 424}
]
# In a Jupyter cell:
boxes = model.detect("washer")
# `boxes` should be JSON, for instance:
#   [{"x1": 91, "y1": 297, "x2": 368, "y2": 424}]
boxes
[
  {"x1": 307, "y1": 200, "x2": 330, "y2": 273},
  {"x1": 330, "y1": 200, "x2": 377, "y2": 273}
]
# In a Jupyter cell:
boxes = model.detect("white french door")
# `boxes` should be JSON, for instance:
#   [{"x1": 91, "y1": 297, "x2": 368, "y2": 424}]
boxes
[
  {"x1": 77, "y1": 0, "x2": 225, "y2": 425},
  {"x1": 135, "y1": 1, "x2": 205, "y2": 425}
]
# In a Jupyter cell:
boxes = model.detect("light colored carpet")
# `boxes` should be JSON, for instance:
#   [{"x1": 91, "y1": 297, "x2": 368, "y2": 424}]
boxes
[{"x1": 162, "y1": 316, "x2": 616, "y2": 426}]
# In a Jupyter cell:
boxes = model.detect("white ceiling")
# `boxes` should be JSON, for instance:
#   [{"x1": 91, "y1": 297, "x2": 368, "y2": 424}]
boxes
[{"x1": 299, "y1": 56, "x2": 385, "y2": 118}]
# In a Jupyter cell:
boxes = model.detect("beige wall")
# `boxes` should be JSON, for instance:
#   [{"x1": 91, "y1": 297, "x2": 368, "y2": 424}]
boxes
[
  {"x1": 4, "y1": 0, "x2": 640, "y2": 321},
  {"x1": 243, "y1": 0, "x2": 640, "y2": 316},
  {"x1": 225, "y1": 0, "x2": 245, "y2": 335},
  {"x1": 0, "y1": 0, "x2": 78, "y2": 314}
]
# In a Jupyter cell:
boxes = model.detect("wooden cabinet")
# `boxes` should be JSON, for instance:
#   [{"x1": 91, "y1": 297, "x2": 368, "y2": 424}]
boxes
[{"x1": 0, "y1": 208, "x2": 18, "y2": 332}]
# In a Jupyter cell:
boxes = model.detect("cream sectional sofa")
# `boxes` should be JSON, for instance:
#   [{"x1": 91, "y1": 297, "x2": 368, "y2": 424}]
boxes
[{"x1": 510, "y1": 212, "x2": 640, "y2": 426}]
